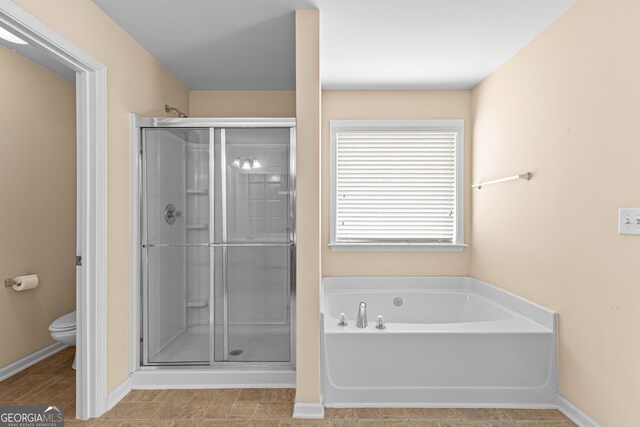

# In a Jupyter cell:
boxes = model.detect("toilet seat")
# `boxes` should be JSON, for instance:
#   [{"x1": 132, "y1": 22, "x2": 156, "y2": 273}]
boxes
[
  {"x1": 49, "y1": 311, "x2": 76, "y2": 332},
  {"x1": 50, "y1": 329, "x2": 75, "y2": 338}
]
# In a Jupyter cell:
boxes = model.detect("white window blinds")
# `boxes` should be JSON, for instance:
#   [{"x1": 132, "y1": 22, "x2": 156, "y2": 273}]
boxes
[{"x1": 334, "y1": 130, "x2": 458, "y2": 244}]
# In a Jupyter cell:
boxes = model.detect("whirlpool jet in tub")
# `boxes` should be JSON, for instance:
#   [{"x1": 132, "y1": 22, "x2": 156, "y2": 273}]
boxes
[{"x1": 321, "y1": 276, "x2": 558, "y2": 407}]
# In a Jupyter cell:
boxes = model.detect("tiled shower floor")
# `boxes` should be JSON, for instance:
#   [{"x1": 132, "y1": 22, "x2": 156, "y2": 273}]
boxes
[{"x1": 0, "y1": 349, "x2": 577, "y2": 426}]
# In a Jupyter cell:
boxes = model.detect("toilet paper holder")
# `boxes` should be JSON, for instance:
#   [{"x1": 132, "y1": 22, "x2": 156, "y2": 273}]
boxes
[{"x1": 5, "y1": 278, "x2": 21, "y2": 287}]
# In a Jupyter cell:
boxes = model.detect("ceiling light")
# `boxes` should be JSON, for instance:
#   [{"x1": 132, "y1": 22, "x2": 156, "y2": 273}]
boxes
[
  {"x1": 231, "y1": 157, "x2": 241, "y2": 168},
  {"x1": 242, "y1": 159, "x2": 251, "y2": 170},
  {"x1": 0, "y1": 27, "x2": 27, "y2": 45},
  {"x1": 252, "y1": 158, "x2": 262, "y2": 169}
]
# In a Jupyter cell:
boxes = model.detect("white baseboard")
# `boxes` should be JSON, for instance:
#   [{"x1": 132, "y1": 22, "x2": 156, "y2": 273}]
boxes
[
  {"x1": 557, "y1": 395, "x2": 600, "y2": 427},
  {"x1": 0, "y1": 343, "x2": 67, "y2": 382},
  {"x1": 107, "y1": 376, "x2": 132, "y2": 410},
  {"x1": 293, "y1": 402, "x2": 324, "y2": 419},
  {"x1": 324, "y1": 402, "x2": 557, "y2": 408}
]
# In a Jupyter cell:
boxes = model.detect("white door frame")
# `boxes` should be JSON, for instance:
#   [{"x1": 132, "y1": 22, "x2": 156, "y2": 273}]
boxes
[{"x1": 0, "y1": 0, "x2": 107, "y2": 419}]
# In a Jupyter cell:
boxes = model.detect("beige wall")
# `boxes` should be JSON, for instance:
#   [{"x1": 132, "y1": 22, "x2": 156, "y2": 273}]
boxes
[
  {"x1": 13, "y1": 0, "x2": 190, "y2": 392},
  {"x1": 190, "y1": 91, "x2": 295, "y2": 117},
  {"x1": 322, "y1": 91, "x2": 472, "y2": 276},
  {"x1": 471, "y1": 0, "x2": 640, "y2": 425},
  {"x1": 0, "y1": 46, "x2": 76, "y2": 368},
  {"x1": 294, "y1": 10, "x2": 322, "y2": 403}
]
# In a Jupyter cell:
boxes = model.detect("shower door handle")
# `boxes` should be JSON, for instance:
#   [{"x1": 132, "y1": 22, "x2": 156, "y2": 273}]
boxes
[
  {"x1": 144, "y1": 243, "x2": 209, "y2": 248},
  {"x1": 209, "y1": 243, "x2": 294, "y2": 248}
]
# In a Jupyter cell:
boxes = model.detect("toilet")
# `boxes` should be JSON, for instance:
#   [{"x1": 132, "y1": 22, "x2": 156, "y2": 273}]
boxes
[{"x1": 49, "y1": 311, "x2": 77, "y2": 369}]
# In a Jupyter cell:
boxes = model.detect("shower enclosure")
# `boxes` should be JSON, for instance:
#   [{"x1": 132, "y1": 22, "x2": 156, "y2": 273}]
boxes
[{"x1": 138, "y1": 118, "x2": 295, "y2": 368}]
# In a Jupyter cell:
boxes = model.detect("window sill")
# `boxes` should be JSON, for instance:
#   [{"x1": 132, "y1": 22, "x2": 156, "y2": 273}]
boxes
[{"x1": 329, "y1": 243, "x2": 467, "y2": 253}]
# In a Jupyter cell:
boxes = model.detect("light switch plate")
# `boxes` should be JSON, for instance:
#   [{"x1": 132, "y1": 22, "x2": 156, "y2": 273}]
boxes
[{"x1": 618, "y1": 208, "x2": 640, "y2": 235}]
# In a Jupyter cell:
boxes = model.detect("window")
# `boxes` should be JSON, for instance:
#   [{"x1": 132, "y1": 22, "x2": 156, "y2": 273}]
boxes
[{"x1": 330, "y1": 120, "x2": 464, "y2": 252}]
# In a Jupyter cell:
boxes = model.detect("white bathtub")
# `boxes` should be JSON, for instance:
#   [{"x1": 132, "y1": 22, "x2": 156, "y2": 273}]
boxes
[{"x1": 321, "y1": 276, "x2": 558, "y2": 407}]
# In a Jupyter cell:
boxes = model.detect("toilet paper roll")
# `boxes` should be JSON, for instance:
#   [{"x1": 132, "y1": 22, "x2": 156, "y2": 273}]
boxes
[{"x1": 12, "y1": 274, "x2": 38, "y2": 291}]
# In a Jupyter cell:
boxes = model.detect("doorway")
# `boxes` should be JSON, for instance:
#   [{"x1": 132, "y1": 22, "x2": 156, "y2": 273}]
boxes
[{"x1": 0, "y1": 2, "x2": 107, "y2": 419}]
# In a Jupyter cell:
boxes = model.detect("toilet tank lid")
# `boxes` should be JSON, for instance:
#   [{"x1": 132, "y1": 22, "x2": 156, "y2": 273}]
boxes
[{"x1": 50, "y1": 311, "x2": 76, "y2": 331}]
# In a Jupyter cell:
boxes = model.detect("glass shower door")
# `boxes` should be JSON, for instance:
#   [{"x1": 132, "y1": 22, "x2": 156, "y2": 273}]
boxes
[
  {"x1": 141, "y1": 124, "x2": 294, "y2": 367},
  {"x1": 214, "y1": 128, "x2": 293, "y2": 363},
  {"x1": 142, "y1": 128, "x2": 211, "y2": 365}
]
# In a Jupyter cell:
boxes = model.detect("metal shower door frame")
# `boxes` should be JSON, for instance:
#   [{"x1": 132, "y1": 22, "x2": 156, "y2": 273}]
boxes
[
  {"x1": 219, "y1": 129, "x2": 229, "y2": 362},
  {"x1": 139, "y1": 118, "x2": 296, "y2": 369}
]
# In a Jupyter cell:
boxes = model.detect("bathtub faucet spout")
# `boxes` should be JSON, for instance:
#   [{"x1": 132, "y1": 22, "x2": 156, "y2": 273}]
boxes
[{"x1": 356, "y1": 302, "x2": 368, "y2": 328}]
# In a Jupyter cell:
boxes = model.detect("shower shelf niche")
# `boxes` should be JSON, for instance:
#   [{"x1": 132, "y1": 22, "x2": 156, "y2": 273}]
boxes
[
  {"x1": 186, "y1": 188, "x2": 208, "y2": 195},
  {"x1": 186, "y1": 299, "x2": 208, "y2": 308},
  {"x1": 186, "y1": 223, "x2": 208, "y2": 230}
]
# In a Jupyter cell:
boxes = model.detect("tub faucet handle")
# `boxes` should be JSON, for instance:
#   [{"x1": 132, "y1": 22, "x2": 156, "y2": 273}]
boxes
[
  {"x1": 338, "y1": 313, "x2": 348, "y2": 327},
  {"x1": 375, "y1": 315, "x2": 386, "y2": 330},
  {"x1": 356, "y1": 302, "x2": 368, "y2": 328}
]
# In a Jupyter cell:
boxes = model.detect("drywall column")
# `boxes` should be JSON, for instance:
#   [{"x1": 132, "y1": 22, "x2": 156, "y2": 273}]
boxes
[{"x1": 294, "y1": 9, "x2": 322, "y2": 416}]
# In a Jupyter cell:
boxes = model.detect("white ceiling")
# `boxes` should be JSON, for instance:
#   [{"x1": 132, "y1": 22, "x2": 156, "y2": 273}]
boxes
[{"x1": 92, "y1": 0, "x2": 575, "y2": 90}]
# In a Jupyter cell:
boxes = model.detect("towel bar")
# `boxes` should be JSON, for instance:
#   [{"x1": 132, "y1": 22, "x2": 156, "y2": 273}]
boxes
[{"x1": 472, "y1": 172, "x2": 532, "y2": 189}]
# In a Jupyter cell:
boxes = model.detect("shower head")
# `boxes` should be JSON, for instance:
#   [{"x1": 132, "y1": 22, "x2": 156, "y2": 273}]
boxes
[{"x1": 164, "y1": 104, "x2": 188, "y2": 118}]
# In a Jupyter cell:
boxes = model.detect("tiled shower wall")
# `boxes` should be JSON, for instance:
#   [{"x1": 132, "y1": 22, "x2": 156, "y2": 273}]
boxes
[{"x1": 222, "y1": 131, "x2": 291, "y2": 327}]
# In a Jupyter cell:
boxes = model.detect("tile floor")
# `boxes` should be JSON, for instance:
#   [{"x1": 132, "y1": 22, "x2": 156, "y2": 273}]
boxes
[
  {"x1": 0, "y1": 349, "x2": 577, "y2": 426},
  {"x1": 0, "y1": 347, "x2": 76, "y2": 415}
]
